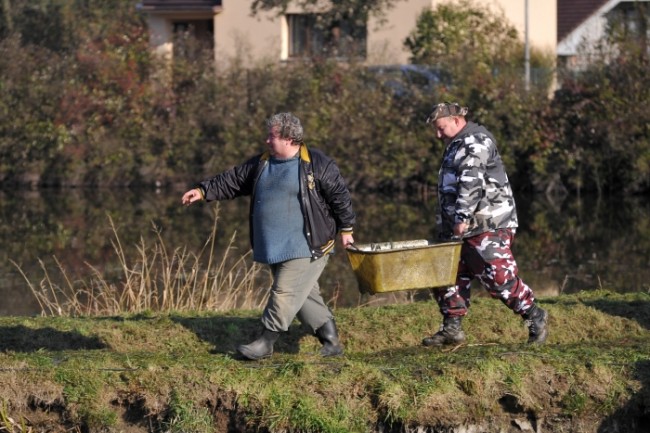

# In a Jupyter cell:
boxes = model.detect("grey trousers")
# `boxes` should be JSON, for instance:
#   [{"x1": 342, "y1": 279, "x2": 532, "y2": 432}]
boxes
[{"x1": 261, "y1": 256, "x2": 333, "y2": 332}]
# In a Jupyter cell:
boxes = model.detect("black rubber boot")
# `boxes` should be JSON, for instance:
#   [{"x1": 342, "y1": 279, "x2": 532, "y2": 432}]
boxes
[
  {"x1": 523, "y1": 304, "x2": 549, "y2": 344},
  {"x1": 422, "y1": 316, "x2": 466, "y2": 346},
  {"x1": 315, "y1": 319, "x2": 344, "y2": 357},
  {"x1": 237, "y1": 328, "x2": 280, "y2": 360}
]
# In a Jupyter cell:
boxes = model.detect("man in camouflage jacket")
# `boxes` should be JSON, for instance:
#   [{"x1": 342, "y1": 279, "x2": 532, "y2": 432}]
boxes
[{"x1": 423, "y1": 102, "x2": 549, "y2": 346}]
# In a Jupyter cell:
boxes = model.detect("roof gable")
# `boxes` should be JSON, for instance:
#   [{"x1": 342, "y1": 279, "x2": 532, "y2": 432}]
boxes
[
  {"x1": 557, "y1": 0, "x2": 610, "y2": 42},
  {"x1": 558, "y1": 0, "x2": 649, "y2": 56}
]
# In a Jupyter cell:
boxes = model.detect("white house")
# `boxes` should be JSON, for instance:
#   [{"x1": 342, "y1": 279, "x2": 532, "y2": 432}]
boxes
[
  {"x1": 136, "y1": 0, "x2": 557, "y2": 68},
  {"x1": 557, "y1": 0, "x2": 650, "y2": 70}
]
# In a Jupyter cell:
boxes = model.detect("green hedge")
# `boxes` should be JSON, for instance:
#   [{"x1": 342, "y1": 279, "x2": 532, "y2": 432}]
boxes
[{"x1": 1, "y1": 0, "x2": 649, "y2": 195}]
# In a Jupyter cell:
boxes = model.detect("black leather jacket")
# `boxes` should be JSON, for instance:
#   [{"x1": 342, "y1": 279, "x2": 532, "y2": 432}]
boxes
[{"x1": 196, "y1": 144, "x2": 355, "y2": 259}]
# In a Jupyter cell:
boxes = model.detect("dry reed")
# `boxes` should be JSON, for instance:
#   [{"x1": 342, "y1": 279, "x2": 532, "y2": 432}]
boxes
[{"x1": 11, "y1": 208, "x2": 271, "y2": 316}]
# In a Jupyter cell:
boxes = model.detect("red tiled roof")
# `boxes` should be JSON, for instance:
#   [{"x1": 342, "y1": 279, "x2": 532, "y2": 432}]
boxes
[{"x1": 557, "y1": 0, "x2": 610, "y2": 42}]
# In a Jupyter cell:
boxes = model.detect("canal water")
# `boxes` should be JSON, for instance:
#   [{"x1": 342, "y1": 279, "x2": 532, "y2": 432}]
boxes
[{"x1": 1, "y1": 187, "x2": 648, "y2": 316}]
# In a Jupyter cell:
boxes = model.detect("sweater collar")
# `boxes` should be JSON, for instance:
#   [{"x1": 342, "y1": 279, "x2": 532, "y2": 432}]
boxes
[{"x1": 262, "y1": 144, "x2": 310, "y2": 163}]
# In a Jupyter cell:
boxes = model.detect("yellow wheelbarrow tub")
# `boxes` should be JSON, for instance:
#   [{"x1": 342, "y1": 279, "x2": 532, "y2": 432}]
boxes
[{"x1": 346, "y1": 240, "x2": 462, "y2": 294}]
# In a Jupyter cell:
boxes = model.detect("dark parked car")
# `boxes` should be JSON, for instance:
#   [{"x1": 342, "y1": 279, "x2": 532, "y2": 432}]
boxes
[{"x1": 366, "y1": 64, "x2": 450, "y2": 97}]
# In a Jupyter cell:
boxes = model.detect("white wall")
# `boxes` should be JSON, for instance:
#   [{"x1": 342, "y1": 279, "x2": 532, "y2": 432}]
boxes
[
  {"x1": 213, "y1": 1, "x2": 283, "y2": 69},
  {"x1": 366, "y1": 0, "x2": 432, "y2": 64},
  {"x1": 479, "y1": 0, "x2": 557, "y2": 53},
  {"x1": 147, "y1": 1, "x2": 558, "y2": 67}
]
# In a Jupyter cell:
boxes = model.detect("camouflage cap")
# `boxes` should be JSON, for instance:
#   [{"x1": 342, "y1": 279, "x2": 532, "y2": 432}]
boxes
[{"x1": 426, "y1": 102, "x2": 469, "y2": 124}]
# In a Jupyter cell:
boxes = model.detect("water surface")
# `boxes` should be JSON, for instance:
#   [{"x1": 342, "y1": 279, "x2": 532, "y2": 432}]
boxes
[{"x1": 1, "y1": 188, "x2": 647, "y2": 316}]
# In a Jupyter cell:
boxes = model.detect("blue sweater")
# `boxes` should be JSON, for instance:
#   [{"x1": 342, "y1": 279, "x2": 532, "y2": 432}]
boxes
[{"x1": 252, "y1": 156, "x2": 312, "y2": 264}]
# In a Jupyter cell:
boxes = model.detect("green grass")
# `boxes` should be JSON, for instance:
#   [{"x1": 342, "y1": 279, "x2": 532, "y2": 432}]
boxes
[{"x1": 0, "y1": 290, "x2": 649, "y2": 433}]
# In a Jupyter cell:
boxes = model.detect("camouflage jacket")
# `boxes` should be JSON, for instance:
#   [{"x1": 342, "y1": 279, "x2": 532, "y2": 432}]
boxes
[{"x1": 437, "y1": 121, "x2": 518, "y2": 239}]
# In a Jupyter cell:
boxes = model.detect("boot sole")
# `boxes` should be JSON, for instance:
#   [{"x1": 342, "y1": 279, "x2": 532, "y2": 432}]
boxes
[
  {"x1": 237, "y1": 346, "x2": 273, "y2": 361},
  {"x1": 321, "y1": 347, "x2": 344, "y2": 357},
  {"x1": 422, "y1": 335, "x2": 466, "y2": 347}
]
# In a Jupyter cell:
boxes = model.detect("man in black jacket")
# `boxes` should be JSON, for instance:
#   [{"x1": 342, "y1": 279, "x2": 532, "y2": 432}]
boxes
[{"x1": 182, "y1": 112, "x2": 355, "y2": 360}]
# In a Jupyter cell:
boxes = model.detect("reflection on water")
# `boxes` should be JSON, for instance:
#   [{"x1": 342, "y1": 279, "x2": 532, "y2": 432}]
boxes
[{"x1": 1, "y1": 188, "x2": 648, "y2": 316}]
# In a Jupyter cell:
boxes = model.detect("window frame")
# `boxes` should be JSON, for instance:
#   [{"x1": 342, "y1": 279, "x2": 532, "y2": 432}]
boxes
[{"x1": 285, "y1": 13, "x2": 367, "y2": 60}]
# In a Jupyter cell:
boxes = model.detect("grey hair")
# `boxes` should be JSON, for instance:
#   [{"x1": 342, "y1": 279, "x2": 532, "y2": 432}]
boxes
[{"x1": 266, "y1": 112, "x2": 304, "y2": 144}]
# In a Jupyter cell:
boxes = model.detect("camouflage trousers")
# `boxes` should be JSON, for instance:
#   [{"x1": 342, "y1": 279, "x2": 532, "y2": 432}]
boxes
[{"x1": 434, "y1": 228, "x2": 535, "y2": 318}]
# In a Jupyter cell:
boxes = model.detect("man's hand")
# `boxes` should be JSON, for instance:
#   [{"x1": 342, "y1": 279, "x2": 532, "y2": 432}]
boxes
[
  {"x1": 341, "y1": 233, "x2": 354, "y2": 249},
  {"x1": 453, "y1": 222, "x2": 468, "y2": 238},
  {"x1": 181, "y1": 189, "x2": 203, "y2": 206}
]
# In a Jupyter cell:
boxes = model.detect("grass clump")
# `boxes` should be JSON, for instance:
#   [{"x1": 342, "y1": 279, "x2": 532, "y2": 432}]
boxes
[
  {"x1": 0, "y1": 290, "x2": 648, "y2": 432},
  {"x1": 165, "y1": 389, "x2": 214, "y2": 433}
]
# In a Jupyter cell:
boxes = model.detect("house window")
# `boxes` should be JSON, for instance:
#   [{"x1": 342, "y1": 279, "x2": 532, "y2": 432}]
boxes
[
  {"x1": 287, "y1": 14, "x2": 367, "y2": 59},
  {"x1": 172, "y1": 19, "x2": 214, "y2": 59}
]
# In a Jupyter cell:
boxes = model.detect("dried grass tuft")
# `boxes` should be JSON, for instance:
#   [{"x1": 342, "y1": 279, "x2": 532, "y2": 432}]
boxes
[{"x1": 12, "y1": 209, "x2": 270, "y2": 317}]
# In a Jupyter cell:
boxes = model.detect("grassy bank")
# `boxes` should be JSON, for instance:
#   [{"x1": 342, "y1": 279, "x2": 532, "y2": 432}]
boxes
[{"x1": 1, "y1": 289, "x2": 649, "y2": 433}]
